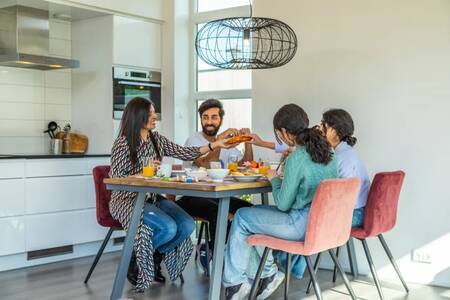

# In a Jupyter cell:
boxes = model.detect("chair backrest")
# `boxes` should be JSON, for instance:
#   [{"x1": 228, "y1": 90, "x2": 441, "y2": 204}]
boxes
[
  {"x1": 92, "y1": 165, "x2": 116, "y2": 227},
  {"x1": 360, "y1": 171, "x2": 405, "y2": 237},
  {"x1": 303, "y1": 178, "x2": 361, "y2": 254}
]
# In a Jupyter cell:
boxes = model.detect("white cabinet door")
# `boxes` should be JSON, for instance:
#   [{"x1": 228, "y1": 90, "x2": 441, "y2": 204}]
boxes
[
  {"x1": 0, "y1": 217, "x2": 25, "y2": 256},
  {"x1": 25, "y1": 209, "x2": 108, "y2": 251},
  {"x1": 0, "y1": 179, "x2": 25, "y2": 217},
  {"x1": 25, "y1": 159, "x2": 87, "y2": 177},
  {"x1": 113, "y1": 16, "x2": 161, "y2": 69},
  {"x1": 25, "y1": 176, "x2": 89, "y2": 214},
  {"x1": 0, "y1": 160, "x2": 25, "y2": 179}
]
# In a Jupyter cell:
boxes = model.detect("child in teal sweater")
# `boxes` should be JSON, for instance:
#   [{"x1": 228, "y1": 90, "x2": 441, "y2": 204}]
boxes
[{"x1": 223, "y1": 104, "x2": 337, "y2": 300}]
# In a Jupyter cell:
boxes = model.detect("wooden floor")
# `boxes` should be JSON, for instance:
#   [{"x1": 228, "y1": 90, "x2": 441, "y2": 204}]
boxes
[{"x1": 0, "y1": 251, "x2": 447, "y2": 300}]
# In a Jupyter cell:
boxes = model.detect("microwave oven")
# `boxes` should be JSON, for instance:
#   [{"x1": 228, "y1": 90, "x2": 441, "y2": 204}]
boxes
[{"x1": 112, "y1": 66, "x2": 161, "y2": 120}]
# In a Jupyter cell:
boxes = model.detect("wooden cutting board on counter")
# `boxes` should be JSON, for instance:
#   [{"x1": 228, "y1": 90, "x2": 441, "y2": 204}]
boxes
[{"x1": 55, "y1": 132, "x2": 88, "y2": 153}]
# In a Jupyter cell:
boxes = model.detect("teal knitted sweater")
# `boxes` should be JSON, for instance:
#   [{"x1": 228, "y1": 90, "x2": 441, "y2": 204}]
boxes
[{"x1": 271, "y1": 147, "x2": 338, "y2": 211}]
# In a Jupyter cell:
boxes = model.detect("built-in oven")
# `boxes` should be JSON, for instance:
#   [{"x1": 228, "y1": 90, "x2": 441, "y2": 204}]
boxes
[{"x1": 112, "y1": 66, "x2": 161, "y2": 120}]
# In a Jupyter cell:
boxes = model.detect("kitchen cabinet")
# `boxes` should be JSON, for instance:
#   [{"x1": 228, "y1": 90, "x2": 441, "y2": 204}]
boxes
[
  {"x1": 0, "y1": 217, "x2": 25, "y2": 256},
  {"x1": 0, "y1": 156, "x2": 122, "y2": 270},
  {"x1": 46, "y1": 0, "x2": 163, "y2": 21},
  {"x1": 0, "y1": 179, "x2": 25, "y2": 218},
  {"x1": 113, "y1": 16, "x2": 161, "y2": 70}
]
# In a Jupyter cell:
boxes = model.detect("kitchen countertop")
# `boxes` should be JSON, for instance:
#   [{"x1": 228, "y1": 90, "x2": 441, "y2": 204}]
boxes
[{"x1": 0, "y1": 154, "x2": 110, "y2": 159}]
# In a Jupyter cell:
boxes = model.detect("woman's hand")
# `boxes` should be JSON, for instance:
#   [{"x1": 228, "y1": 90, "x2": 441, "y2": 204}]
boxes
[{"x1": 266, "y1": 169, "x2": 278, "y2": 181}]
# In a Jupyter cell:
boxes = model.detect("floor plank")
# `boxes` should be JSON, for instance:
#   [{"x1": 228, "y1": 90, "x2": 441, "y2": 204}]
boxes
[{"x1": 0, "y1": 251, "x2": 447, "y2": 300}]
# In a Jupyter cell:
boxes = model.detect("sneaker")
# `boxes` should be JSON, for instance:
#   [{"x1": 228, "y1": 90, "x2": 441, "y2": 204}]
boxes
[
  {"x1": 225, "y1": 282, "x2": 252, "y2": 300},
  {"x1": 256, "y1": 271, "x2": 285, "y2": 300}
]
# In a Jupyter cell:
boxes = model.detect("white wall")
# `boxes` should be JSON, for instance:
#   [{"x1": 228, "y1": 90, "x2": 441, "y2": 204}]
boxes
[
  {"x1": 161, "y1": 0, "x2": 196, "y2": 143},
  {"x1": 0, "y1": 19, "x2": 72, "y2": 154},
  {"x1": 253, "y1": 0, "x2": 450, "y2": 288}
]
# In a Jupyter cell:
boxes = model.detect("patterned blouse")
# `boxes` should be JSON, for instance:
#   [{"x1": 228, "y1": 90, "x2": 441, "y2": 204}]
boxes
[{"x1": 109, "y1": 131, "x2": 201, "y2": 291}]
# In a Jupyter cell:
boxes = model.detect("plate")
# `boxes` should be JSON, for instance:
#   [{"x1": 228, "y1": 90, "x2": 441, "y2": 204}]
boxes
[{"x1": 232, "y1": 175, "x2": 263, "y2": 182}]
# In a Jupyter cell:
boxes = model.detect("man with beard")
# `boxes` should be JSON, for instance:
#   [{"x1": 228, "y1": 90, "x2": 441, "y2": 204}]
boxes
[
  {"x1": 185, "y1": 98, "x2": 254, "y2": 167},
  {"x1": 176, "y1": 99, "x2": 253, "y2": 268}
]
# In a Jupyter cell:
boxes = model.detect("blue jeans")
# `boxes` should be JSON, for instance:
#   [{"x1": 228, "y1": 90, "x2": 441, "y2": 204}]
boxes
[
  {"x1": 143, "y1": 199, "x2": 195, "y2": 253},
  {"x1": 276, "y1": 207, "x2": 366, "y2": 279},
  {"x1": 223, "y1": 205, "x2": 310, "y2": 287}
]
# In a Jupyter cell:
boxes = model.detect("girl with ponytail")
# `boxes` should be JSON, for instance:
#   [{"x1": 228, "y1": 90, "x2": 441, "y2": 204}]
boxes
[
  {"x1": 223, "y1": 104, "x2": 337, "y2": 300},
  {"x1": 320, "y1": 108, "x2": 370, "y2": 218}
]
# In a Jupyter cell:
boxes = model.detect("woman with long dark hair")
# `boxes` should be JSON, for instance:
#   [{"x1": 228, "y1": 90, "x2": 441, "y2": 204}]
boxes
[
  {"x1": 109, "y1": 97, "x2": 232, "y2": 291},
  {"x1": 223, "y1": 104, "x2": 338, "y2": 300}
]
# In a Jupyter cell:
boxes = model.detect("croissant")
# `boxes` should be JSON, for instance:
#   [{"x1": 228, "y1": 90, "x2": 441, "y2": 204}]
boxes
[{"x1": 226, "y1": 135, "x2": 252, "y2": 144}]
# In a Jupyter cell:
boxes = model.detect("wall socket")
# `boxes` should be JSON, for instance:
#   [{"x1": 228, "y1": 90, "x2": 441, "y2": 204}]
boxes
[{"x1": 411, "y1": 249, "x2": 432, "y2": 264}]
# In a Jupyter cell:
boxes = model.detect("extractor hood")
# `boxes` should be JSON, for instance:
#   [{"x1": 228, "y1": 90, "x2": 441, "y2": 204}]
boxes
[{"x1": 0, "y1": 5, "x2": 80, "y2": 70}]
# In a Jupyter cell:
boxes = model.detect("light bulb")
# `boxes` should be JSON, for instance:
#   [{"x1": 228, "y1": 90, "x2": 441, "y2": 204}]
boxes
[{"x1": 244, "y1": 29, "x2": 250, "y2": 47}]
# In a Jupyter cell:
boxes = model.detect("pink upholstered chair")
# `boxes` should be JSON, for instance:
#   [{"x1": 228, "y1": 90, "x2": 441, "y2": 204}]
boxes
[
  {"x1": 247, "y1": 178, "x2": 361, "y2": 300},
  {"x1": 84, "y1": 165, "x2": 123, "y2": 284},
  {"x1": 349, "y1": 171, "x2": 408, "y2": 299}
]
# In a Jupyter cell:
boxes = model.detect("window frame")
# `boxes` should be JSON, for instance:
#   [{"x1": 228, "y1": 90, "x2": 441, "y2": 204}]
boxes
[{"x1": 190, "y1": 1, "x2": 252, "y2": 104}]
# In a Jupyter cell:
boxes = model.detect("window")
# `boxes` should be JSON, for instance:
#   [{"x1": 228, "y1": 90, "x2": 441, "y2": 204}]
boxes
[
  {"x1": 193, "y1": 3, "x2": 252, "y2": 138},
  {"x1": 196, "y1": 23, "x2": 251, "y2": 92},
  {"x1": 197, "y1": 0, "x2": 250, "y2": 13}
]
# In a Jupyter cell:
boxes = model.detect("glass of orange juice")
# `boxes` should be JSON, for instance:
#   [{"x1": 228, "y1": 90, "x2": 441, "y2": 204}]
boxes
[
  {"x1": 227, "y1": 154, "x2": 238, "y2": 172},
  {"x1": 142, "y1": 157, "x2": 155, "y2": 177},
  {"x1": 259, "y1": 160, "x2": 270, "y2": 176}
]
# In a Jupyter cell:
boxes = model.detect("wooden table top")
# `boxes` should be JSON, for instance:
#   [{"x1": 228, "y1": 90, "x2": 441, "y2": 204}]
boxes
[{"x1": 104, "y1": 176, "x2": 272, "y2": 192}]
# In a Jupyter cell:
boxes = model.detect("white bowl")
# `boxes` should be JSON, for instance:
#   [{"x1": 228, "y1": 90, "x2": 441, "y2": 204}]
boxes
[
  {"x1": 232, "y1": 175, "x2": 263, "y2": 182},
  {"x1": 207, "y1": 168, "x2": 229, "y2": 182},
  {"x1": 185, "y1": 169, "x2": 208, "y2": 179}
]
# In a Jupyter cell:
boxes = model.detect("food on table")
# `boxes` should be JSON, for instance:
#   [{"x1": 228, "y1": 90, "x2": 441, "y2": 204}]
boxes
[
  {"x1": 243, "y1": 160, "x2": 259, "y2": 168},
  {"x1": 225, "y1": 135, "x2": 252, "y2": 145}
]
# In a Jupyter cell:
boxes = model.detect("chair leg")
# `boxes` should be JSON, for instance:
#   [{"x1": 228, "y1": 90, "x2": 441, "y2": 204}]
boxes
[
  {"x1": 332, "y1": 246, "x2": 340, "y2": 283},
  {"x1": 84, "y1": 227, "x2": 115, "y2": 284},
  {"x1": 328, "y1": 249, "x2": 357, "y2": 300},
  {"x1": 347, "y1": 238, "x2": 359, "y2": 278},
  {"x1": 195, "y1": 222, "x2": 205, "y2": 261},
  {"x1": 361, "y1": 239, "x2": 385, "y2": 300},
  {"x1": 378, "y1": 234, "x2": 409, "y2": 293},
  {"x1": 249, "y1": 247, "x2": 270, "y2": 300},
  {"x1": 306, "y1": 252, "x2": 322, "y2": 294},
  {"x1": 305, "y1": 256, "x2": 323, "y2": 300},
  {"x1": 284, "y1": 253, "x2": 291, "y2": 300},
  {"x1": 204, "y1": 222, "x2": 211, "y2": 277}
]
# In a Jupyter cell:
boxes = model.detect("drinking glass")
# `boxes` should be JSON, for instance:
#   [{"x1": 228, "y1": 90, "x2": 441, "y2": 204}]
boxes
[
  {"x1": 227, "y1": 154, "x2": 239, "y2": 172},
  {"x1": 259, "y1": 160, "x2": 270, "y2": 175},
  {"x1": 143, "y1": 157, "x2": 155, "y2": 177}
]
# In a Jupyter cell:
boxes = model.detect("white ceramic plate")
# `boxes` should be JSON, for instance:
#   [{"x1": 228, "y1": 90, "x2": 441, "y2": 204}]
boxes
[{"x1": 232, "y1": 175, "x2": 263, "y2": 182}]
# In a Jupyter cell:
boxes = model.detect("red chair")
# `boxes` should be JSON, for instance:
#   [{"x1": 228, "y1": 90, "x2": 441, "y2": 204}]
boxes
[
  {"x1": 84, "y1": 165, "x2": 123, "y2": 284},
  {"x1": 349, "y1": 171, "x2": 408, "y2": 299},
  {"x1": 247, "y1": 178, "x2": 361, "y2": 300}
]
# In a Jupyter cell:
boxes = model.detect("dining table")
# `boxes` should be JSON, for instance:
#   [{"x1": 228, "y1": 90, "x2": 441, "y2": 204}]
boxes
[{"x1": 104, "y1": 175, "x2": 272, "y2": 300}]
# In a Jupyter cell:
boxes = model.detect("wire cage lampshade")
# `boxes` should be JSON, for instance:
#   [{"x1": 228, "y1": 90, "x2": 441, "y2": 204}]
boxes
[{"x1": 195, "y1": 17, "x2": 298, "y2": 69}]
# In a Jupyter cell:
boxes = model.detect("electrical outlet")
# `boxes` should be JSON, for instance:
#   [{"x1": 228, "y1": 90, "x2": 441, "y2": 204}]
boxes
[{"x1": 411, "y1": 249, "x2": 432, "y2": 264}]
